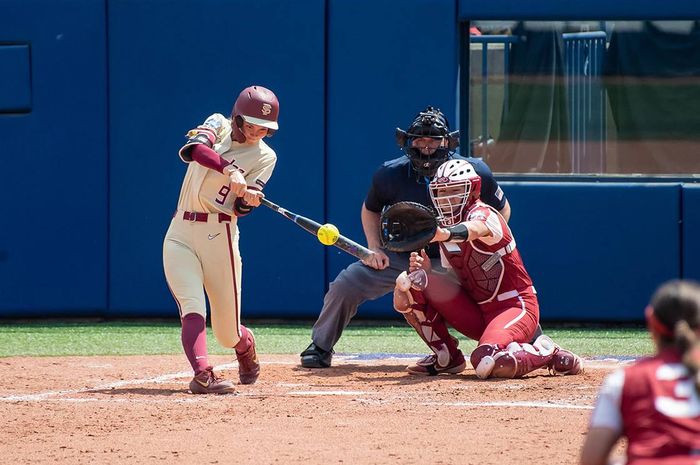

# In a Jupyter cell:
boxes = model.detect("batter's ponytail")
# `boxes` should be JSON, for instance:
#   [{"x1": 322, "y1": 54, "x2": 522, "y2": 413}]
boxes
[{"x1": 651, "y1": 280, "x2": 700, "y2": 395}]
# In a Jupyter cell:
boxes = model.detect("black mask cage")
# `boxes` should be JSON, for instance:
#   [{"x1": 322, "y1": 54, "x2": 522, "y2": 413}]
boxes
[
  {"x1": 396, "y1": 106, "x2": 460, "y2": 177},
  {"x1": 403, "y1": 147, "x2": 450, "y2": 177}
]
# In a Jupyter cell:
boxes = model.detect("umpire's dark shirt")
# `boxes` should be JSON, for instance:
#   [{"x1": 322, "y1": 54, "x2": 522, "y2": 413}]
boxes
[{"x1": 364, "y1": 154, "x2": 507, "y2": 258}]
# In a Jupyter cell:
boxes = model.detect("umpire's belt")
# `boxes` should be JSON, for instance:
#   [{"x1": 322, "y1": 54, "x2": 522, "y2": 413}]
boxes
[{"x1": 178, "y1": 210, "x2": 232, "y2": 223}]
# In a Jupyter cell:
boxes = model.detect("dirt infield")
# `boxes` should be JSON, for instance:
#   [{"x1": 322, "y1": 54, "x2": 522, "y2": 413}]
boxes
[{"x1": 0, "y1": 354, "x2": 621, "y2": 465}]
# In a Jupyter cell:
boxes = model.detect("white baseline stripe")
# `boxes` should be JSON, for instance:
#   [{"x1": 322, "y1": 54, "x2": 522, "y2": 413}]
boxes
[
  {"x1": 427, "y1": 400, "x2": 593, "y2": 410},
  {"x1": 9, "y1": 397, "x2": 208, "y2": 404},
  {"x1": 0, "y1": 362, "x2": 236, "y2": 402},
  {"x1": 0, "y1": 356, "x2": 620, "y2": 403},
  {"x1": 288, "y1": 390, "x2": 367, "y2": 396}
]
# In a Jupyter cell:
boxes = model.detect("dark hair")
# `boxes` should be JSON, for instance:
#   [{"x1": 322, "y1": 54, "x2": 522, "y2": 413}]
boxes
[{"x1": 650, "y1": 279, "x2": 700, "y2": 393}]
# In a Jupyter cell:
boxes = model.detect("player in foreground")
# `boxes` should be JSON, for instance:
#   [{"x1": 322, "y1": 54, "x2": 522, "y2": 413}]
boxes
[
  {"x1": 163, "y1": 86, "x2": 279, "y2": 394},
  {"x1": 300, "y1": 107, "x2": 512, "y2": 368},
  {"x1": 580, "y1": 280, "x2": 700, "y2": 465},
  {"x1": 393, "y1": 159, "x2": 582, "y2": 378}
]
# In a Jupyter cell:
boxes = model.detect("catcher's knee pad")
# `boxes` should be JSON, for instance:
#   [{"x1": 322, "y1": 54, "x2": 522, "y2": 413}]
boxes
[
  {"x1": 393, "y1": 288, "x2": 415, "y2": 314},
  {"x1": 395, "y1": 271, "x2": 412, "y2": 293},
  {"x1": 395, "y1": 269, "x2": 429, "y2": 292},
  {"x1": 394, "y1": 271, "x2": 428, "y2": 313},
  {"x1": 393, "y1": 272, "x2": 414, "y2": 314}
]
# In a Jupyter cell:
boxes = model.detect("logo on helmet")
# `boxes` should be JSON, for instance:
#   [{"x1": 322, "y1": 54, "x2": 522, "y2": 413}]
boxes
[{"x1": 261, "y1": 103, "x2": 272, "y2": 116}]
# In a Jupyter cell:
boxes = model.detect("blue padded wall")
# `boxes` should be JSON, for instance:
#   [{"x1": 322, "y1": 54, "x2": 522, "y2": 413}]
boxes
[
  {"x1": 501, "y1": 182, "x2": 681, "y2": 321},
  {"x1": 326, "y1": 0, "x2": 459, "y2": 319},
  {"x1": 0, "y1": 0, "x2": 107, "y2": 316},
  {"x1": 107, "y1": 0, "x2": 326, "y2": 317},
  {"x1": 0, "y1": 44, "x2": 31, "y2": 112},
  {"x1": 1, "y1": 0, "x2": 696, "y2": 321},
  {"x1": 683, "y1": 184, "x2": 700, "y2": 282}
]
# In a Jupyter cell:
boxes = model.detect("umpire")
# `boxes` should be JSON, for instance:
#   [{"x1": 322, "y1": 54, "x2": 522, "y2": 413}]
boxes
[{"x1": 300, "y1": 106, "x2": 511, "y2": 368}]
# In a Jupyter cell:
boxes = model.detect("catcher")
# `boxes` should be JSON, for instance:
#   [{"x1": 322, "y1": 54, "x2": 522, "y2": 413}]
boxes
[
  {"x1": 384, "y1": 159, "x2": 583, "y2": 378},
  {"x1": 300, "y1": 106, "x2": 517, "y2": 369}
]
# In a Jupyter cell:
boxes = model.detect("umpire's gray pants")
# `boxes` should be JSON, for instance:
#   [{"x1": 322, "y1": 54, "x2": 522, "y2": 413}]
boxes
[{"x1": 311, "y1": 251, "x2": 435, "y2": 351}]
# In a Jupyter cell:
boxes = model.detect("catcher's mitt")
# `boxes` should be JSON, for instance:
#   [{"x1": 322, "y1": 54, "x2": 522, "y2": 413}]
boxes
[{"x1": 380, "y1": 201, "x2": 439, "y2": 252}]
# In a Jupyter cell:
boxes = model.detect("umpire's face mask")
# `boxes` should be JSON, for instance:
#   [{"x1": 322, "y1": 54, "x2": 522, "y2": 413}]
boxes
[{"x1": 405, "y1": 137, "x2": 450, "y2": 177}]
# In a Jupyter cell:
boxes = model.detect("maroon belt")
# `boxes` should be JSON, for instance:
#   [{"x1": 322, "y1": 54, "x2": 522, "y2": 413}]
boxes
[{"x1": 178, "y1": 211, "x2": 232, "y2": 223}]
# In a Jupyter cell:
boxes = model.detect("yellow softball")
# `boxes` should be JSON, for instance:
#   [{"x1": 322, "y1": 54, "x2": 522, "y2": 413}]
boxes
[{"x1": 317, "y1": 223, "x2": 340, "y2": 246}]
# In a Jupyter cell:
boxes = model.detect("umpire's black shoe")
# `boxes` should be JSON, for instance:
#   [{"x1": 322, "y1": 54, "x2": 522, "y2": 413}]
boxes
[{"x1": 300, "y1": 343, "x2": 334, "y2": 368}]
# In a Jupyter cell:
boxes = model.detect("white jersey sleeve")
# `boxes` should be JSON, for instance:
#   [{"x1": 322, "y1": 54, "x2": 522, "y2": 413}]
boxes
[
  {"x1": 199, "y1": 113, "x2": 233, "y2": 154},
  {"x1": 176, "y1": 136, "x2": 276, "y2": 215},
  {"x1": 589, "y1": 368, "x2": 625, "y2": 432},
  {"x1": 242, "y1": 141, "x2": 277, "y2": 190}
]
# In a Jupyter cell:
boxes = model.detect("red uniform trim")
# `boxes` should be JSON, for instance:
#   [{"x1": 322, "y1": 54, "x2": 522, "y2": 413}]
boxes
[
  {"x1": 180, "y1": 211, "x2": 232, "y2": 223},
  {"x1": 225, "y1": 223, "x2": 240, "y2": 336},
  {"x1": 165, "y1": 278, "x2": 184, "y2": 319}
]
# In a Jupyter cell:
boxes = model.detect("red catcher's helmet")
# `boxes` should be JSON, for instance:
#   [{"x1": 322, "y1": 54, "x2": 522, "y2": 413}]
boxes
[
  {"x1": 232, "y1": 85, "x2": 279, "y2": 141},
  {"x1": 429, "y1": 159, "x2": 482, "y2": 226}
]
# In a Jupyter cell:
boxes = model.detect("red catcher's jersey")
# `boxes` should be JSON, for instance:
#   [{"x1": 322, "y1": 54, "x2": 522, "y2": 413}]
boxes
[
  {"x1": 621, "y1": 348, "x2": 700, "y2": 464},
  {"x1": 439, "y1": 201, "x2": 533, "y2": 303}
]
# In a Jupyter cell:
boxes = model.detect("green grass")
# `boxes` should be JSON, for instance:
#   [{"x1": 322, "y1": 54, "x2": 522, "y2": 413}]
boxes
[{"x1": 0, "y1": 320, "x2": 653, "y2": 358}]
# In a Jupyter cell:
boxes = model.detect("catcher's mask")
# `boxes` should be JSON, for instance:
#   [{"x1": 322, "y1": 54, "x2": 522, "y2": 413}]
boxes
[
  {"x1": 396, "y1": 106, "x2": 460, "y2": 177},
  {"x1": 429, "y1": 159, "x2": 482, "y2": 226},
  {"x1": 231, "y1": 85, "x2": 279, "y2": 142}
]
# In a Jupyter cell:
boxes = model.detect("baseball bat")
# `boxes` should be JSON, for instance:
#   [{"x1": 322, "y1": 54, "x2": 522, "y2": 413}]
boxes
[{"x1": 259, "y1": 197, "x2": 373, "y2": 261}]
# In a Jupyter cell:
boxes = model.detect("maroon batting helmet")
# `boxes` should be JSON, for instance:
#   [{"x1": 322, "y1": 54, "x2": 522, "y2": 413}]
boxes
[{"x1": 231, "y1": 86, "x2": 279, "y2": 141}]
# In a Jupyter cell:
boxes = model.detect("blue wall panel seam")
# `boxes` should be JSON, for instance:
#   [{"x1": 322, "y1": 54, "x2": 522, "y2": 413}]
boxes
[
  {"x1": 680, "y1": 184, "x2": 685, "y2": 279},
  {"x1": 105, "y1": 0, "x2": 111, "y2": 317},
  {"x1": 323, "y1": 0, "x2": 330, "y2": 294}
]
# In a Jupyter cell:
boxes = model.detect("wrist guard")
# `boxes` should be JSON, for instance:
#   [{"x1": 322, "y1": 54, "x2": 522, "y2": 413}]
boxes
[
  {"x1": 446, "y1": 223, "x2": 469, "y2": 242},
  {"x1": 233, "y1": 197, "x2": 255, "y2": 217}
]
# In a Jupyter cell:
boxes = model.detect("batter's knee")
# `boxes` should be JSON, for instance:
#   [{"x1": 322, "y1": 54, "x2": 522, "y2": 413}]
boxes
[
  {"x1": 180, "y1": 307, "x2": 207, "y2": 320},
  {"x1": 212, "y1": 325, "x2": 241, "y2": 349}
]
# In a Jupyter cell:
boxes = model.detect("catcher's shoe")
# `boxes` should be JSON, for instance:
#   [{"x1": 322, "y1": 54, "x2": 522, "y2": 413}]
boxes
[
  {"x1": 548, "y1": 348, "x2": 583, "y2": 375},
  {"x1": 406, "y1": 350, "x2": 467, "y2": 376},
  {"x1": 236, "y1": 330, "x2": 260, "y2": 385},
  {"x1": 189, "y1": 367, "x2": 235, "y2": 395},
  {"x1": 300, "y1": 342, "x2": 333, "y2": 368}
]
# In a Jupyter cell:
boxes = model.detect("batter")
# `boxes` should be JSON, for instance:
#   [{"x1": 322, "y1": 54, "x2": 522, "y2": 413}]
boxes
[{"x1": 163, "y1": 85, "x2": 279, "y2": 394}]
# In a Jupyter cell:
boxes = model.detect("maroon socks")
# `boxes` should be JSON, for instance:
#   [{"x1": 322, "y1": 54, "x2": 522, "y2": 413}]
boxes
[{"x1": 181, "y1": 313, "x2": 210, "y2": 374}]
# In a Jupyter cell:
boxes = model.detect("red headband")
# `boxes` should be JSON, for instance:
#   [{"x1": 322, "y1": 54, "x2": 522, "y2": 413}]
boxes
[{"x1": 645, "y1": 306, "x2": 674, "y2": 338}]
